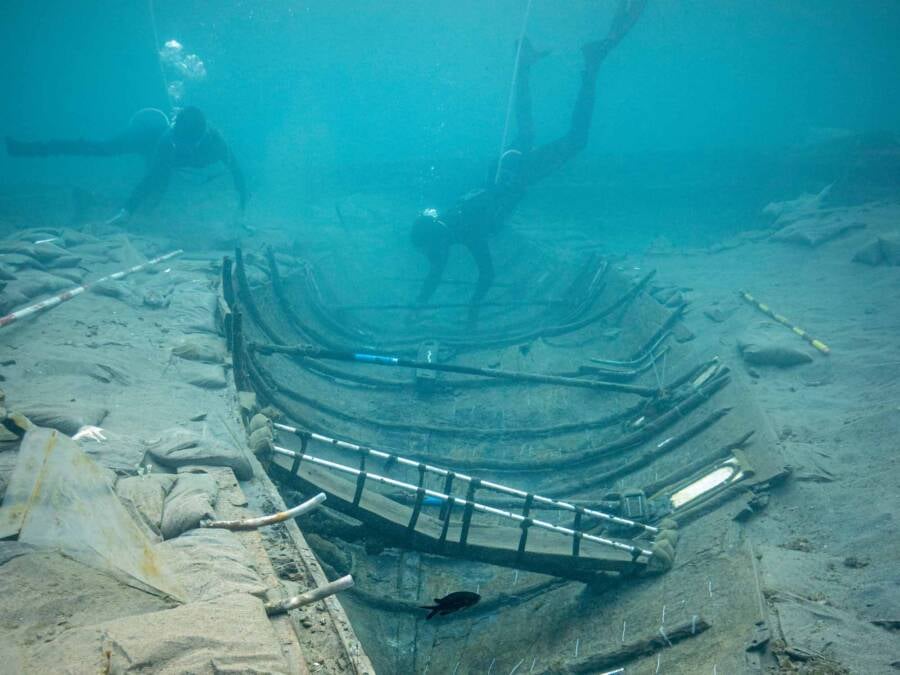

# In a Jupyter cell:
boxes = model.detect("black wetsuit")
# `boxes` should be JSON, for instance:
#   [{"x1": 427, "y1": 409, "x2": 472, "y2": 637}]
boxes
[
  {"x1": 5, "y1": 109, "x2": 247, "y2": 215},
  {"x1": 416, "y1": 50, "x2": 602, "y2": 307},
  {"x1": 124, "y1": 124, "x2": 247, "y2": 214}
]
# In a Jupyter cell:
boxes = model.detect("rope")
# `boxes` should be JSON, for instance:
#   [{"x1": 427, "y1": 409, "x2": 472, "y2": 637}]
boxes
[{"x1": 494, "y1": 0, "x2": 534, "y2": 184}]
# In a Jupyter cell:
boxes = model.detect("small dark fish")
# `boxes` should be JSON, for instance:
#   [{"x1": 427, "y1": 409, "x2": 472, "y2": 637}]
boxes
[{"x1": 420, "y1": 591, "x2": 480, "y2": 620}]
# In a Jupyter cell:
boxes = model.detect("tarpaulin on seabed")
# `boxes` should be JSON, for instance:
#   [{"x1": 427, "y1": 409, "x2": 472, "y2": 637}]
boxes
[{"x1": 0, "y1": 425, "x2": 185, "y2": 601}]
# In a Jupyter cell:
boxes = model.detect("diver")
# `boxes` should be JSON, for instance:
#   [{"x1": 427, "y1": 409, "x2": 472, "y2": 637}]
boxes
[
  {"x1": 5, "y1": 106, "x2": 247, "y2": 227},
  {"x1": 409, "y1": 0, "x2": 645, "y2": 324}
]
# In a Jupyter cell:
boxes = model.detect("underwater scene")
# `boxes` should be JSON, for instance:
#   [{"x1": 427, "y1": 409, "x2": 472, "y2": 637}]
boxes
[{"x1": 1, "y1": 1, "x2": 898, "y2": 673}]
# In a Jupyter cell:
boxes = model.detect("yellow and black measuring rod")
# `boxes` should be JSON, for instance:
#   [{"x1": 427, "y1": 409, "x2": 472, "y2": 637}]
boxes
[{"x1": 738, "y1": 290, "x2": 830, "y2": 355}]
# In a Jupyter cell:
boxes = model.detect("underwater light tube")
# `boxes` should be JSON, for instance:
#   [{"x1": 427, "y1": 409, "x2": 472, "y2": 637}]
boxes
[
  {"x1": 670, "y1": 459, "x2": 744, "y2": 509},
  {"x1": 352, "y1": 353, "x2": 399, "y2": 366},
  {"x1": 273, "y1": 422, "x2": 657, "y2": 534},
  {"x1": 271, "y1": 444, "x2": 653, "y2": 559}
]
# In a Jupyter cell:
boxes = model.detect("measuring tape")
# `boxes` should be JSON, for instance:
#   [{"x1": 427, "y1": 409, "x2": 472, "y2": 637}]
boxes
[
  {"x1": 0, "y1": 249, "x2": 183, "y2": 328},
  {"x1": 738, "y1": 291, "x2": 830, "y2": 355}
]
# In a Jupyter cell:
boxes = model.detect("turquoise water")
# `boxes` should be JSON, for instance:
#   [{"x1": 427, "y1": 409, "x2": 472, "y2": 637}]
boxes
[
  {"x1": 2, "y1": 4, "x2": 899, "y2": 673},
  {"x1": 2, "y1": 1, "x2": 898, "y2": 244}
]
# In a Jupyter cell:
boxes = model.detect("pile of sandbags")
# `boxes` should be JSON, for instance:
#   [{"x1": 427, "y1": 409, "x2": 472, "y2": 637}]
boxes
[
  {"x1": 770, "y1": 213, "x2": 865, "y2": 247},
  {"x1": 0, "y1": 227, "x2": 140, "y2": 314},
  {"x1": 160, "y1": 528, "x2": 269, "y2": 601},
  {"x1": 17, "y1": 593, "x2": 290, "y2": 674}
]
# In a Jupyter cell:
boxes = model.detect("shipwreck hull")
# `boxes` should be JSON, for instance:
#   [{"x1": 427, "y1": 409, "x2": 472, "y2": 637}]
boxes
[{"x1": 224, "y1": 245, "x2": 787, "y2": 673}]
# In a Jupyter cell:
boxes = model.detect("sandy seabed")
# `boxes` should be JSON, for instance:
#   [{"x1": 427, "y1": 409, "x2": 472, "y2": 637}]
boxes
[{"x1": 0, "y1": 182, "x2": 898, "y2": 673}]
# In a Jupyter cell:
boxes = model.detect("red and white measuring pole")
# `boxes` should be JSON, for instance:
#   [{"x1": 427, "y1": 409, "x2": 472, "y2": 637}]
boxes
[{"x1": 0, "y1": 249, "x2": 183, "y2": 328}]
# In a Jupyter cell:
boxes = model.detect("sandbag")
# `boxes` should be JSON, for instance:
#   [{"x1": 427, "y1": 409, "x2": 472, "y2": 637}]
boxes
[
  {"x1": 248, "y1": 412, "x2": 270, "y2": 433},
  {"x1": 46, "y1": 253, "x2": 83, "y2": 269},
  {"x1": 116, "y1": 474, "x2": 177, "y2": 540},
  {"x1": 30, "y1": 241, "x2": 71, "y2": 263},
  {"x1": 92, "y1": 279, "x2": 140, "y2": 304},
  {"x1": 0, "y1": 241, "x2": 39, "y2": 257},
  {"x1": 0, "y1": 253, "x2": 46, "y2": 271},
  {"x1": 0, "y1": 289, "x2": 29, "y2": 315},
  {"x1": 852, "y1": 239, "x2": 884, "y2": 265},
  {"x1": 159, "y1": 528, "x2": 268, "y2": 601},
  {"x1": 5, "y1": 271, "x2": 72, "y2": 299},
  {"x1": 178, "y1": 361, "x2": 228, "y2": 389},
  {"x1": 11, "y1": 227, "x2": 62, "y2": 242},
  {"x1": 738, "y1": 342, "x2": 813, "y2": 368},
  {"x1": 70, "y1": 242, "x2": 125, "y2": 261},
  {"x1": 60, "y1": 228, "x2": 99, "y2": 247},
  {"x1": 146, "y1": 427, "x2": 252, "y2": 480},
  {"x1": 21, "y1": 593, "x2": 290, "y2": 674},
  {"x1": 47, "y1": 267, "x2": 87, "y2": 284},
  {"x1": 80, "y1": 428, "x2": 148, "y2": 474},
  {"x1": 171, "y1": 335, "x2": 226, "y2": 364},
  {"x1": 170, "y1": 290, "x2": 219, "y2": 334},
  {"x1": 0, "y1": 548, "x2": 171, "y2": 674},
  {"x1": 248, "y1": 425, "x2": 274, "y2": 455},
  {"x1": 160, "y1": 471, "x2": 218, "y2": 539},
  {"x1": 771, "y1": 216, "x2": 864, "y2": 247},
  {"x1": 16, "y1": 402, "x2": 108, "y2": 436},
  {"x1": 32, "y1": 357, "x2": 130, "y2": 385}
]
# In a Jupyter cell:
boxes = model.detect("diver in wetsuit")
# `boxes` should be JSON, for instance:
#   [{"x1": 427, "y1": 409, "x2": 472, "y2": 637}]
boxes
[
  {"x1": 5, "y1": 106, "x2": 247, "y2": 227},
  {"x1": 410, "y1": 0, "x2": 645, "y2": 323}
]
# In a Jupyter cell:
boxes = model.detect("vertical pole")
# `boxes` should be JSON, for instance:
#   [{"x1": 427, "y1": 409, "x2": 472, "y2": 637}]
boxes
[{"x1": 494, "y1": 0, "x2": 534, "y2": 184}]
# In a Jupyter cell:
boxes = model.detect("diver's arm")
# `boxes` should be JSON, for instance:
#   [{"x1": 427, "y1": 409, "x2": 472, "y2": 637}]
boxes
[
  {"x1": 415, "y1": 247, "x2": 449, "y2": 306},
  {"x1": 124, "y1": 141, "x2": 174, "y2": 215},
  {"x1": 227, "y1": 149, "x2": 248, "y2": 212},
  {"x1": 210, "y1": 131, "x2": 248, "y2": 211}
]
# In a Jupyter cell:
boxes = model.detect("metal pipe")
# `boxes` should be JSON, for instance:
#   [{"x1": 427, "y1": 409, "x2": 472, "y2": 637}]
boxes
[
  {"x1": 273, "y1": 423, "x2": 656, "y2": 533},
  {"x1": 255, "y1": 343, "x2": 658, "y2": 396},
  {"x1": 591, "y1": 331, "x2": 671, "y2": 367},
  {"x1": 271, "y1": 445, "x2": 653, "y2": 558},
  {"x1": 335, "y1": 300, "x2": 562, "y2": 312}
]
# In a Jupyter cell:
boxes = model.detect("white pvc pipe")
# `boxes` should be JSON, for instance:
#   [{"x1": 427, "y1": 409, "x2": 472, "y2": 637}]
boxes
[
  {"x1": 265, "y1": 574, "x2": 354, "y2": 615},
  {"x1": 272, "y1": 445, "x2": 653, "y2": 559},
  {"x1": 201, "y1": 493, "x2": 325, "y2": 531}
]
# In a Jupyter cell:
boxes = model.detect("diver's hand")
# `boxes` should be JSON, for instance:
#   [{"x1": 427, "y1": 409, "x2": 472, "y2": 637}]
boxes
[{"x1": 104, "y1": 208, "x2": 130, "y2": 228}]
